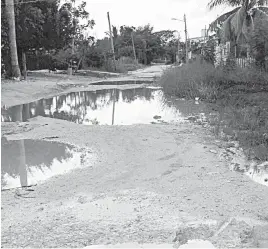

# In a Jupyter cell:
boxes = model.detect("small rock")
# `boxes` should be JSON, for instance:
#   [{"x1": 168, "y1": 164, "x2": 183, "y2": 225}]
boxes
[
  {"x1": 207, "y1": 172, "x2": 220, "y2": 175},
  {"x1": 153, "y1": 115, "x2": 161, "y2": 120},
  {"x1": 209, "y1": 149, "x2": 217, "y2": 154},
  {"x1": 78, "y1": 196, "x2": 87, "y2": 204},
  {"x1": 226, "y1": 142, "x2": 235, "y2": 148},
  {"x1": 187, "y1": 116, "x2": 197, "y2": 122},
  {"x1": 226, "y1": 147, "x2": 237, "y2": 154},
  {"x1": 211, "y1": 218, "x2": 257, "y2": 248}
]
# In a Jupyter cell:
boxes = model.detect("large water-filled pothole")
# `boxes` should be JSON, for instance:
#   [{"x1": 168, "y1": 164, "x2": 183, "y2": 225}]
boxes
[
  {"x1": 1, "y1": 88, "x2": 206, "y2": 125},
  {"x1": 1, "y1": 138, "x2": 94, "y2": 190}
]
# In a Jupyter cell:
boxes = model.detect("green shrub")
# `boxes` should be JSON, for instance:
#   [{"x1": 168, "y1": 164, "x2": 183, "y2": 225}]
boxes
[
  {"x1": 104, "y1": 56, "x2": 142, "y2": 73},
  {"x1": 160, "y1": 60, "x2": 222, "y2": 101},
  {"x1": 160, "y1": 60, "x2": 268, "y2": 160}
]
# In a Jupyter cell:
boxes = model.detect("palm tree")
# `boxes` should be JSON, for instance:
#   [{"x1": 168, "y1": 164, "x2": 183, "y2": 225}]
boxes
[
  {"x1": 208, "y1": 0, "x2": 267, "y2": 10},
  {"x1": 208, "y1": 0, "x2": 268, "y2": 67},
  {"x1": 5, "y1": 0, "x2": 21, "y2": 78}
]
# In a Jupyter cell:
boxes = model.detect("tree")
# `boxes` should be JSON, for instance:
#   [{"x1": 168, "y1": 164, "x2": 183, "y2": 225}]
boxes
[
  {"x1": 208, "y1": 0, "x2": 268, "y2": 68},
  {"x1": 14, "y1": 0, "x2": 46, "y2": 79},
  {"x1": 2, "y1": 0, "x2": 66, "y2": 77},
  {"x1": 54, "y1": 0, "x2": 95, "y2": 73},
  {"x1": 4, "y1": 0, "x2": 21, "y2": 78}
]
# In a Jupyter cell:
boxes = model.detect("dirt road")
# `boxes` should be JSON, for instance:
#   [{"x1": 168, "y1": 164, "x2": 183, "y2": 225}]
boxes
[{"x1": 1, "y1": 65, "x2": 268, "y2": 248}]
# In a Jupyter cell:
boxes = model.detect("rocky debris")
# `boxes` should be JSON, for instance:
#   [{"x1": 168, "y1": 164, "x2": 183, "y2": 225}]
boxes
[
  {"x1": 254, "y1": 224, "x2": 268, "y2": 248},
  {"x1": 209, "y1": 149, "x2": 217, "y2": 154},
  {"x1": 172, "y1": 224, "x2": 215, "y2": 247},
  {"x1": 172, "y1": 218, "x2": 261, "y2": 248},
  {"x1": 211, "y1": 218, "x2": 257, "y2": 248},
  {"x1": 77, "y1": 196, "x2": 88, "y2": 204},
  {"x1": 186, "y1": 116, "x2": 197, "y2": 122}
]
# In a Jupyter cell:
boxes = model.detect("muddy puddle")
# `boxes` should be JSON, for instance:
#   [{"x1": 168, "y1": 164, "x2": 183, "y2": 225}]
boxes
[
  {"x1": 1, "y1": 88, "x2": 206, "y2": 125},
  {"x1": 2, "y1": 87, "x2": 266, "y2": 188},
  {"x1": 1, "y1": 138, "x2": 94, "y2": 190}
]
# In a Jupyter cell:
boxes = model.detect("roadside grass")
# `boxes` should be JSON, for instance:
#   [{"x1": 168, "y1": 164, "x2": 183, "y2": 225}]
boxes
[
  {"x1": 105, "y1": 57, "x2": 144, "y2": 73},
  {"x1": 160, "y1": 60, "x2": 268, "y2": 161}
]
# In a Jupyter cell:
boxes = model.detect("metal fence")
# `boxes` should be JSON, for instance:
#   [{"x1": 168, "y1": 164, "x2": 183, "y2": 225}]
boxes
[{"x1": 235, "y1": 57, "x2": 255, "y2": 68}]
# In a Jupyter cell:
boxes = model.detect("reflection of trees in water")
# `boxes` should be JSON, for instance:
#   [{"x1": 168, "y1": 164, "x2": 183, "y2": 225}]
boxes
[
  {"x1": 52, "y1": 110, "x2": 81, "y2": 123},
  {"x1": 2, "y1": 88, "x2": 161, "y2": 125},
  {"x1": 17, "y1": 140, "x2": 27, "y2": 186},
  {"x1": 4, "y1": 100, "x2": 49, "y2": 122},
  {"x1": 22, "y1": 104, "x2": 30, "y2": 121},
  {"x1": 1, "y1": 139, "x2": 74, "y2": 179},
  {"x1": 56, "y1": 95, "x2": 67, "y2": 108},
  {"x1": 1, "y1": 138, "x2": 27, "y2": 187},
  {"x1": 121, "y1": 88, "x2": 155, "y2": 103},
  {"x1": 1, "y1": 104, "x2": 75, "y2": 189},
  {"x1": 2, "y1": 105, "x2": 28, "y2": 187}
]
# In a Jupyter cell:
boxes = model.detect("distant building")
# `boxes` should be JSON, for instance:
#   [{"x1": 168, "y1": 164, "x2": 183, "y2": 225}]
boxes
[{"x1": 201, "y1": 28, "x2": 208, "y2": 37}]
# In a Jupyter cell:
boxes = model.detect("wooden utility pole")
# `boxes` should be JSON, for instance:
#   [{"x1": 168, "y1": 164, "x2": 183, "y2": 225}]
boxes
[
  {"x1": 107, "y1": 12, "x2": 116, "y2": 71},
  {"x1": 177, "y1": 32, "x2": 180, "y2": 63},
  {"x1": 184, "y1": 14, "x2": 189, "y2": 64},
  {"x1": 22, "y1": 51, "x2": 27, "y2": 80},
  {"x1": 131, "y1": 32, "x2": 137, "y2": 64}
]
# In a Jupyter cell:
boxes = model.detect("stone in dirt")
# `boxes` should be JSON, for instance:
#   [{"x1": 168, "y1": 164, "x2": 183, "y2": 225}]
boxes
[
  {"x1": 173, "y1": 224, "x2": 214, "y2": 246},
  {"x1": 172, "y1": 218, "x2": 260, "y2": 248},
  {"x1": 209, "y1": 149, "x2": 217, "y2": 154},
  {"x1": 186, "y1": 116, "x2": 197, "y2": 122},
  {"x1": 211, "y1": 218, "x2": 257, "y2": 248}
]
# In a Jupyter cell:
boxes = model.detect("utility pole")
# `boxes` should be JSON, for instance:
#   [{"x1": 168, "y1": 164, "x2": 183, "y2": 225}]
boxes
[
  {"x1": 131, "y1": 32, "x2": 137, "y2": 64},
  {"x1": 177, "y1": 32, "x2": 180, "y2": 63},
  {"x1": 107, "y1": 12, "x2": 116, "y2": 71},
  {"x1": 184, "y1": 14, "x2": 188, "y2": 64}
]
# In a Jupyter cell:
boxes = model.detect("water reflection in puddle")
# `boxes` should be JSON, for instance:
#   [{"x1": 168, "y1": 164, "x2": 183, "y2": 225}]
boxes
[
  {"x1": 1, "y1": 88, "x2": 204, "y2": 125},
  {"x1": 1, "y1": 138, "x2": 94, "y2": 190},
  {"x1": 232, "y1": 163, "x2": 268, "y2": 187}
]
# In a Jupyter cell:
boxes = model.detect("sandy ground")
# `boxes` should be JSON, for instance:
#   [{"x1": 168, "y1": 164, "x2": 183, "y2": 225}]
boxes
[{"x1": 1, "y1": 65, "x2": 268, "y2": 248}]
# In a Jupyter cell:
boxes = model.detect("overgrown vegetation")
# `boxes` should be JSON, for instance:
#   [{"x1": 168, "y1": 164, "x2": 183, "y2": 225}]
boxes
[
  {"x1": 160, "y1": 60, "x2": 268, "y2": 161},
  {"x1": 1, "y1": 2, "x2": 180, "y2": 77}
]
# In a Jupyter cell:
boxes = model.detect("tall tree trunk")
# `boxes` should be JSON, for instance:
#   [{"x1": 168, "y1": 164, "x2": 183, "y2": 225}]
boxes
[
  {"x1": 142, "y1": 40, "x2": 147, "y2": 65},
  {"x1": 75, "y1": 55, "x2": 84, "y2": 73},
  {"x1": 67, "y1": 37, "x2": 74, "y2": 76},
  {"x1": 35, "y1": 50, "x2": 39, "y2": 70},
  {"x1": 22, "y1": 50, "x2": 27, "y2": 80},
  {"x1": 5, "y1": 0, "x2": 21, "y2": 79}
]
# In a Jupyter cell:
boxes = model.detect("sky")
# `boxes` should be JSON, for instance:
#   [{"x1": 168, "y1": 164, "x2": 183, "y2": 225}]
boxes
[{"x1": 84, "y1": 0, "x2": 234, "y2": 39}]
